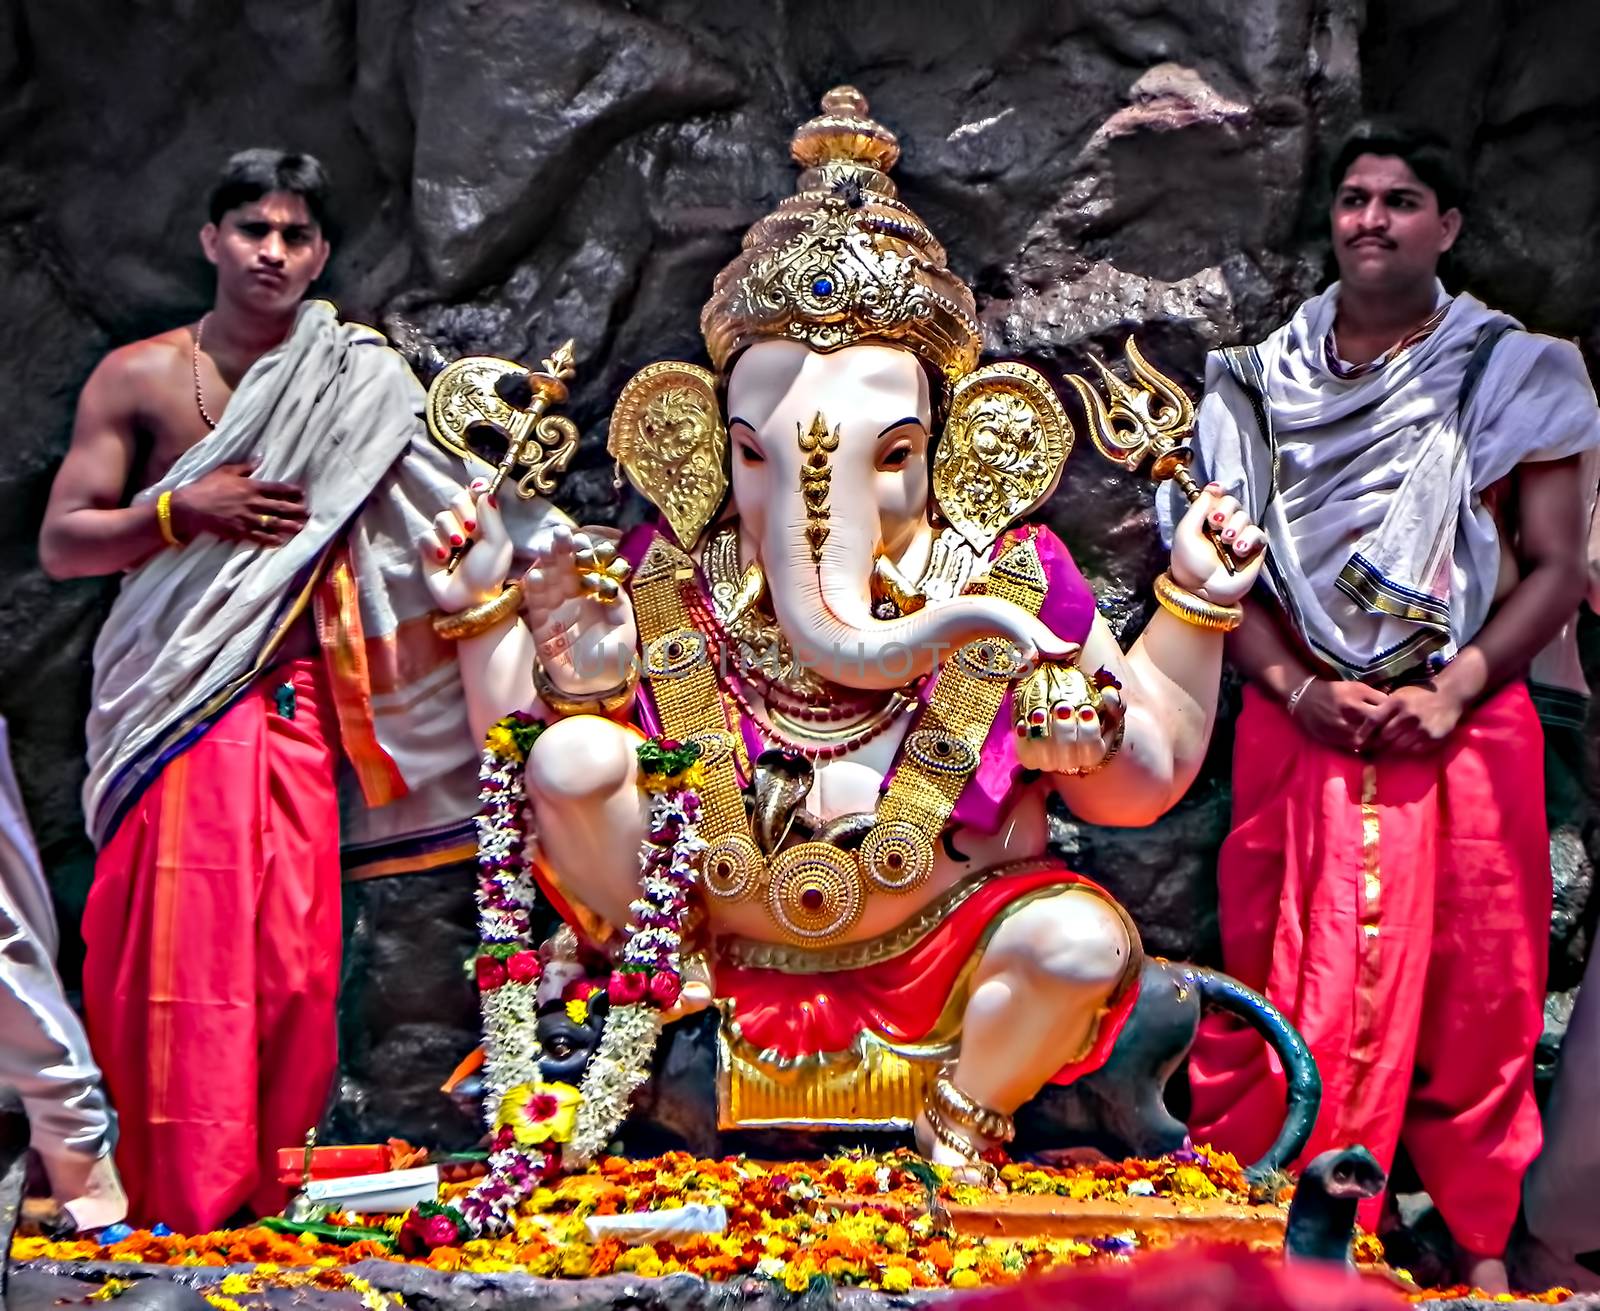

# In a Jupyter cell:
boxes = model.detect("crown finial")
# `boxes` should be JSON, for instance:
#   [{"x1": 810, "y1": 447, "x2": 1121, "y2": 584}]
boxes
[
  {"x1": 701, "y1": 87, "x2": 980, "y2": 383},
  {"x1": 820, "y1": 85, "x2": 869, "y2": 116}
]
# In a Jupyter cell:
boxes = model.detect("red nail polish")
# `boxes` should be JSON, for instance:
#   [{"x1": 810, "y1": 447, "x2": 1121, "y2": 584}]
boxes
[
  {"x1": 464, "y1": 520, "x2": 477, "y2": 533},
  {"x1": 488, "y1": 495, "x2": 498, "y2": 509},
  {"x1": 450, "y1": 534, "x2": 464, "y2": 546},
  {"x1": 436, "y1": 548, "x2": 448, "y2": 561}
]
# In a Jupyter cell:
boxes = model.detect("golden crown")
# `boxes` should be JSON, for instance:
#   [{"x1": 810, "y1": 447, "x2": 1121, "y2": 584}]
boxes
[{"x1": 699, "y1": 86, "x2": 983, "y2": 384}]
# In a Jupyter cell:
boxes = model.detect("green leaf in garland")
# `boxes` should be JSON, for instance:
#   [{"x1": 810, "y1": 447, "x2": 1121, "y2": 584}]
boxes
[
  {"x1": 483, "y1": 713, "x2": 548, "y2": 765},
  {"x1": 637, "y1": 737, "x2": 703, "y2": 779},
  {"x1": 259, "y1": 1216, "x2": 396, "y2": 1248}
]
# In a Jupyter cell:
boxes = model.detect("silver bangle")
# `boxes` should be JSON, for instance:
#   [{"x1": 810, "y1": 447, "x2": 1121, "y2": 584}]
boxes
[{"x1": 1285, "y1": 674, "x2": 1318, "y2": 718}]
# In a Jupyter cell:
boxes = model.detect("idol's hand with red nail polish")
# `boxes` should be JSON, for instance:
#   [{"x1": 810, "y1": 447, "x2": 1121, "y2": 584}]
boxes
[
  {"x1": 1013, "y1": 662, "x2": 1126, "y2": 777},
  {"x1": 419, "y1": 478, "x2": 514, "y2": 614}
]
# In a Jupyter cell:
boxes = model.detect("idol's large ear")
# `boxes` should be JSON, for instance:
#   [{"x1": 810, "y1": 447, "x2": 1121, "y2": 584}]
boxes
[
  {"x1": 608, "y1": 361, "x2": 728, "y2": 551},
  {"x1": 932, "y1": 362, "x2": 1075, "y2": 554}
]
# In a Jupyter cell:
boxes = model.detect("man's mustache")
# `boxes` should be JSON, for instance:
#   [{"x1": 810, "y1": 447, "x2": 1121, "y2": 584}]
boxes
[{"x1": 1347, "y1": 232, "x2": 1396, "y2": 248}]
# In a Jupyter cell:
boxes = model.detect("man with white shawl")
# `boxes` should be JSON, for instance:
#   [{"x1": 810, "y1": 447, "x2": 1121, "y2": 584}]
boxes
[
  {"x1": 1159, "y1": 121, "x2": 1600, "y2": 1289},
  {"x1": 36, "y1": 152, "x2": 548, "y2": 1232}
]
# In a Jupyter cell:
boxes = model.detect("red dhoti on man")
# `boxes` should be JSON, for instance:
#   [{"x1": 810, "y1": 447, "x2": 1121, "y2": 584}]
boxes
[
  {"x1": 77, "y1": 303, "x2": 525, "y2": 1232},
  {"x1": 1188, "y1": 682, "x2": 1549, "y2": 1251},
  {"x1": 83, "y1": 658, "x2": 343, "y2": 1229},
  {"x1": 1166, "y1": 277, "x2": 1600, "y2": 1258}
]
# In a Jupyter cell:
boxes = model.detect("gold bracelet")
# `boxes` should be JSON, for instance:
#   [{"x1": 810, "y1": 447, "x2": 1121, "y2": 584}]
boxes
[
  {"x1": 433, "y1": 581, "x2": 523, "y2": 641},
  {"x1": 1153, "y1": 570, "x2": 1243, "y2": 632},
  {"x1": 531, "y1": 658, "x2": 639, "y2": 717},
  {"x1": 155, "y1": 490, "x2": 183, "y2": 549}
]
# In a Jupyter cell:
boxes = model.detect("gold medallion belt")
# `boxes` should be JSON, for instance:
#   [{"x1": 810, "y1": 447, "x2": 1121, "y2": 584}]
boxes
[{"x1": 629, "y1": 533, "x2": 1048, "y2": 948}]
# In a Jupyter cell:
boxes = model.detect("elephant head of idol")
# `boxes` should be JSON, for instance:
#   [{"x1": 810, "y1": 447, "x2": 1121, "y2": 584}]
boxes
[{"x1": 608, "y1": 87, "x2": 1078, "y2": 691}]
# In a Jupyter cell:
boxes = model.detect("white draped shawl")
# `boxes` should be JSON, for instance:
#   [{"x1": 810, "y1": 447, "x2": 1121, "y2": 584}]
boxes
[
  {"x1": 1161, "y1": 283, "x2": 1600, "y2": 681},
  {"x1": 83, "y1": 300, "x2": 559, "y2": 863}
]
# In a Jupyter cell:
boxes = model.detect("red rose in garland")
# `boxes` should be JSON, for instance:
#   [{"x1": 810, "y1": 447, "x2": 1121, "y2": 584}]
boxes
[
  {"x1": 475, "y1": 955, "x2": 508, "y2": 991},
  {"x1": 609, "y1": 970, "x2": 648, "y2": 1005},
  {"x1": 506, "y1": 951, "x2": 542, "y2": 984},
  {"x1": 647, "y1": 971, "x2": 683, "y2": 1008}
]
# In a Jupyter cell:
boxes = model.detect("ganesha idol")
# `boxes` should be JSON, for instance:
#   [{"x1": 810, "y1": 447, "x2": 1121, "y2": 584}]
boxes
[{"x1": 420, "y1": 88, "x2": 1273, "y2": 1184}]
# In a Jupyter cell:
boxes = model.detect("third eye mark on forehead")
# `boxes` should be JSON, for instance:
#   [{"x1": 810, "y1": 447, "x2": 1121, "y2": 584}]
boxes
[{"x1": 728, "y1": 416, "x2": 924, "y2": 442}]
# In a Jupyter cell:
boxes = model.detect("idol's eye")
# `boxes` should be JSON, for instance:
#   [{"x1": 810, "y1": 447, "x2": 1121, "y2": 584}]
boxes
[
  {"x1": 737, "y1": 442, "x2": 765, "y2": 464},
  {"x1": 878, "y1": 443, "x2": 913, "y2": 470}
]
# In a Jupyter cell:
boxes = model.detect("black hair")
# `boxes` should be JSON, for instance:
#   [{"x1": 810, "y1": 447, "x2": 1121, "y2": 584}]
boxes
[
  {"x1": 207, "y1": 149, "x2": 332, "y2": 231},
  {"x1": 1328, "y1": 118, "x2": 1465, "y2": 213}
]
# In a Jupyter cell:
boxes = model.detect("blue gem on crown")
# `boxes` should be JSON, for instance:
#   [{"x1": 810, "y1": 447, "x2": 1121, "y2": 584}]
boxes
[{"x1": 811, "y1": 275, "x2": 835, "y2": 298}]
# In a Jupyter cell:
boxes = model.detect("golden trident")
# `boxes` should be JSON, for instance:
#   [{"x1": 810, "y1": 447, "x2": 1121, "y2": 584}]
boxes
[
  {"x1": 424, "y1": 339, "x2": 582, "y2": 572},
  {"x1": 1064, "y1": 337, "x2": 1238, "y2": 574}
]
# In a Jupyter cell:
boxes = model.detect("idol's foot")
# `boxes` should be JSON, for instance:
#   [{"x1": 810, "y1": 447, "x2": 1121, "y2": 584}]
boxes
[
  {"x1": 913, "y1": 1107, "x2": 1007, "y2": 1191},
  {"x1": 660, "y1": 956, "x2": 715, "y2": 1024}
]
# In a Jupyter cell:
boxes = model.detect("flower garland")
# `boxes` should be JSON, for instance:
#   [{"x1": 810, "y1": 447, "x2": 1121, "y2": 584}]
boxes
[{"x1": 396, "y1": 717, "x2": 705, "y2": 1253}]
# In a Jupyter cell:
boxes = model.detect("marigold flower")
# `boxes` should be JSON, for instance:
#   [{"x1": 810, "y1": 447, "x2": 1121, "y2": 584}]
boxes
[{"x1": 880, "y1": 1265, "x2": 915, "y2": 1293}]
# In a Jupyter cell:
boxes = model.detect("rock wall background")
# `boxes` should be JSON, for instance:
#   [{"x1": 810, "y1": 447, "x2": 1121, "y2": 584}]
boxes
[{"x1": 1, "y1": 0, "x2": 1596, "y2": 1145}]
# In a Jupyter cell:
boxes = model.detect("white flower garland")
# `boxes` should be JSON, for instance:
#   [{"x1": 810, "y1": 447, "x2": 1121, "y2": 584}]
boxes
[{"x1": 398, "y1": 721, "x2": 705, "y2": 1249}]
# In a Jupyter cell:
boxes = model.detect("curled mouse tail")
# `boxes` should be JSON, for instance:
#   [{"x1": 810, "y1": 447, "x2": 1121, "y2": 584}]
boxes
[{"x1": 1195, "y1": 968, "x2": 1321, "y2": 1181}]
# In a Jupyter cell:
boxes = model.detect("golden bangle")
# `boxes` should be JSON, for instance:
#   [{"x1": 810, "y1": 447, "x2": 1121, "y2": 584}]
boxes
[
  {"x1": 433, "y1": 581, "x2": 523, "y2": 641},
  {"x1": 156, "y1": 490, "x2": 182, "y2": 549},
  {"x1": 1153, "y1": 570, "x2": 1243, "y2": 632},
  {"x1": 531, "y1": 658, "x2": 639, "y2": 717},
  {"x1": 931, "y1": 1065, "x2": 1015, "y2": 1144}
]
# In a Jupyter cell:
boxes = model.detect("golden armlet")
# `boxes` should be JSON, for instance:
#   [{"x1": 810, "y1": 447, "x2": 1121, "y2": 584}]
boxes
[
  {"x1": 531, "y1": 658, "x2": 640, "y2": 717},
  {"x1": 156, "y1": 490, "x2": 183, "y2": 549},
  {"x1": 1153, "y1": 570, "x2": 1243, "y2": 633},
  {"x1": 433, "y1": 581, "x2": 524, "y2": 641}
]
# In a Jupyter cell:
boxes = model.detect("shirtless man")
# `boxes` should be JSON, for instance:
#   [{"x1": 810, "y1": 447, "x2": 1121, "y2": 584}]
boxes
[
  {"x1": 40, "y1": 149, "x2": 321, "y2": 576},
  {"x1": 36, "y1": 149, "x2": 480, "y2": 1232}
]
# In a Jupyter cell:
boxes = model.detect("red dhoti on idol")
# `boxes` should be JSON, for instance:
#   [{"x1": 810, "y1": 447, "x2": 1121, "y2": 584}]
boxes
[
  {"x1": 719, "y1": 864, "x2": 1141, "y2": 1084},
  {"x1": 1188, "y1": 682, "x2": 1549, "y2": 1252}
]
